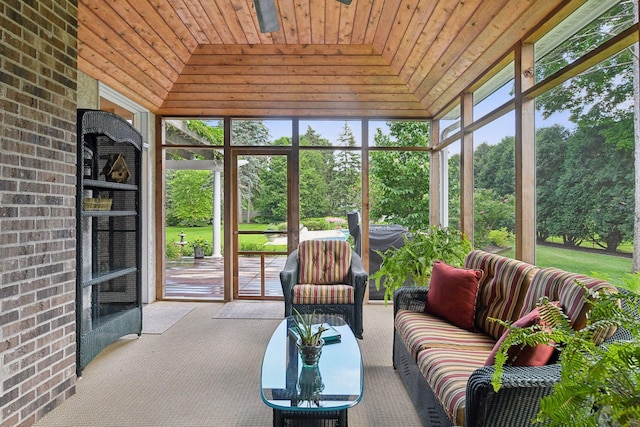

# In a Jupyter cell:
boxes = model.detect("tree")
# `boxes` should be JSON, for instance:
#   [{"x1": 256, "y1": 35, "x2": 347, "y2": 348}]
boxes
[
  {"x1": 536, "y1": 125, "x2": 571, "y2": 242},
  {"x1": 299, "y1": 126, "x2": 333, "y2": 219},
  {"x1": 554, "y1": 125, "x2": 634, "y2": 251},
  {"x1": 462, "y1": 136, "x2": 518, "y2": 248},
  {"x1": 253, "y1": 126, "x2": 336, "y2": 221},
  {"x1": 536, "y1": 1, "x2": 636, "y2": 127},
  {"x1": 535, "y1": 0, "x2": 637, "y2": 259},
  {"x1": 473, "y1": 189, "x2": 515, "y2": 248},
  {"x1": 448, "y1": 152, "x2": 461, "y2": 230},
  {"x1": 253, "y1": 154, "x2": 288, "y2": 221},
  {"x1": 331, "y1": 123, "x2": 361, "y2": 214},
  {"x1": 187, "y1": 120, "x2": 223, "y2": 144},
  {"x1": 165, "y1": 169, "x2": 213, "y2": 226},
  {"x1": 233, "y1": 120, "x2": 271, "y2": 223},
  {"x1": 474, "y1": 136, "x2": 515, "y2": 197},
  {"x1": 369, "y1": 121, "x2": 431, "y2": 230},
  {"x1": 232, "y1": 119, "x2": 271, "y2": 145},
  {"x1": 299, "y1": 150, "x2": 331, "y2": 218},
  {"x1": 633, "y1": 0, "x2": 639, "y2": 271},
  {"x1": 164, "y1": 120, "x2": 221, "y2": 227}
]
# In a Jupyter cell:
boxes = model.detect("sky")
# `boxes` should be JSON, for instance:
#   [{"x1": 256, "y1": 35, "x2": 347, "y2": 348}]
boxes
[
  {"x1": 262, "y1": 109, "x2": 574, "y2": 152},
  {"x1": 264, "y1": 119, "x2": 367, "y2": 145},
  {"x1": 261, "y1": 81, "x2": 575, "y2": 149}
]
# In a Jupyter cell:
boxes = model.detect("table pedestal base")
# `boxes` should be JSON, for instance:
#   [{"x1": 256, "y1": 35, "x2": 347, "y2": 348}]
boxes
[{"x1": 273, "y1": 408, "x2": 348, "y2": 427}]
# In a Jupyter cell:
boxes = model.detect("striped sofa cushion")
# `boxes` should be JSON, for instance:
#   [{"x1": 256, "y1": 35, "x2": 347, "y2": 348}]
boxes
[
  {"x1": 417, "y1": 348, "x2": 490, "y2": 426},
  {"x1": 395, "y1": 310, "x2": 496, "y2": 360},
  {"x1": 292, "y1": 284, "x2": 355, "y2": 304},
  {"x1": 297, "y1": 239, "x2": 352, "y2": 285},
  {"x1": 464, "y1": 249, "x2": 497, "y2": 291},
  {"x1": 521, "y1": 268, "x2": 618, "y2": 343},
  {"x1": 474, "y1": 256, "x2": 539, "y2": 340}
]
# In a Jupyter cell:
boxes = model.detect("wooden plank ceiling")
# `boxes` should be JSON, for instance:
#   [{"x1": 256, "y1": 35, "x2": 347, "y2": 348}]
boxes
[{"x1": 78, "y1": 0, "x2": 576, "y2": 118}]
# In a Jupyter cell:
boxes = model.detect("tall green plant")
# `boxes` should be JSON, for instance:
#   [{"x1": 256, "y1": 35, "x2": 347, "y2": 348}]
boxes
[
  {"x1": 491, "y1": 285, "x2": 640, "y2": 426},
  {"x1": 371, "y1": 225, "x2": 472, "y2": 304},
  {"x1": 292, "y1": 309, "x2": 327, "y2": 346}
]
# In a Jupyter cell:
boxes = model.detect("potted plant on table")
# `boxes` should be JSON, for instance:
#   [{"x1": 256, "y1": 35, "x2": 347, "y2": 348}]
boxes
[
  {"x1": 292, "y1": 309, "x2": 327, "y2": 366},
  {"x1": 371, "y1": 225, "x2": 472, "y2": 304}
]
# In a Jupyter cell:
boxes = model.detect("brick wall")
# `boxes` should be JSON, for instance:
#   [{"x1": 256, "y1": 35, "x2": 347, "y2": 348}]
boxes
[{"x1": 1, "y1": 1, "x2": 78, "y2": 426}]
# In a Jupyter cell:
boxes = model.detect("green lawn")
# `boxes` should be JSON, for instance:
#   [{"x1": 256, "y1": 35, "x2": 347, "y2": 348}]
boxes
[
  {"x1": 501, "y1": 244, "x2": 634, "y2": 286},
  {"x1": 545, "y1": 235, "x2": 633, "y2": 254},
  {"x1": 167, "y1": 225, "x2": 635, "y2": 288},
  {"x1": 166, "y1": 224, "x2": 286, "y2": 252}
]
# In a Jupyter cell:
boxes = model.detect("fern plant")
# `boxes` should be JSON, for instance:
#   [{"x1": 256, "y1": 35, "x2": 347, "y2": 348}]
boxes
[{"x1": 490, "y1": 284, "x2": 640, "y2": 426}]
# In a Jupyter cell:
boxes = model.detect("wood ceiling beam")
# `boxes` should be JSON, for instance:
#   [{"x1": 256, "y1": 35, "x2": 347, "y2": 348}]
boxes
[
  {"x1": 158, "y1": 107, "x2": 428, "y2": 118},
  {"x1": 165, "y1": 92, "x2": 419, "y2": 102},
  {"x1": 192, "y1": 44, "x2": 381, "y2": 55},
  {"x1": 171, "y1": 74, "x2": 408, "y2": 85}
]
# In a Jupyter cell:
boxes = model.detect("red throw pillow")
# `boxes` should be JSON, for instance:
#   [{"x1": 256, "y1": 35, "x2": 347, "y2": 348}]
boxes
[
  {"x1": 424, "y1": 260, "x2": 483, "y2": 331},
  {"x1": 485, "y1": 302, "x2": 559, "y2": 366}
]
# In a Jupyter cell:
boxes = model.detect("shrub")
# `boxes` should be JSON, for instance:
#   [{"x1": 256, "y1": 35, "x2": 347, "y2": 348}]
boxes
[
  {"x1": 240, "y1": 242, "x2": 264, "y2": 252},
  {"x1": 302, "y1": 217, "x2": 331, "y2": 231},
  {"x1": 240, "y1": 242, "x2": 287, "y2": 252},
  {"x1": 166, "y1": 241, "x2": 183, "y2": 260},
  {"x1": 267, "y1": 222, "x2": 288, "y2": 232},
  {"x1": 325, "y1": 217, "x2": 347, "y2": 228},
  {"x1": 488, "y1": 228, "x2": 514, "y2": 248}
]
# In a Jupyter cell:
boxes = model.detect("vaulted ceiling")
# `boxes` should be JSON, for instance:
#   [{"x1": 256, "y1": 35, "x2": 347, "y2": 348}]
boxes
[{"x1": 78, "y1": 0, "x2": 581, "y2": 118}]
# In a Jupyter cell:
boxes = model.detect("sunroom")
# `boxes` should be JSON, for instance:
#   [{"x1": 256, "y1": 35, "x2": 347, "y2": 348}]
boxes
[
  {"x1": 80, "y1": 0, "x2": 640, "y2": 304},
  {"x1": 2, "y1": 0, "x2": 639, "y2": 426}
]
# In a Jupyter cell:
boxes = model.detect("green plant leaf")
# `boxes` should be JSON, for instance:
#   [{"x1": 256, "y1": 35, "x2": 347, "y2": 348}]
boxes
[
  {"x1": 370, "y1": 225, "x2": 472, "y2": 304},
  {"x1": 491, "y1": 284, "x2": 640, "y2": 426}
]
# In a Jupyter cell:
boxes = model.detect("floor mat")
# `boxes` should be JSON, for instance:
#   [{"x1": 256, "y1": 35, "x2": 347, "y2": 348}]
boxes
[
  {"x1": 212, "y1": 301, "x2": 283, "y2": 319},
  {"x1": 142, "y1": 304, "x2": 195, "y2": 334}
]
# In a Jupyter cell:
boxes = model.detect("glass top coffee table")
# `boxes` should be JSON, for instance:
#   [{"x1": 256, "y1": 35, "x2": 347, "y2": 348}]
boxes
[{"x1": 260, "y1": 315, "x2": 363, "y2": 426}]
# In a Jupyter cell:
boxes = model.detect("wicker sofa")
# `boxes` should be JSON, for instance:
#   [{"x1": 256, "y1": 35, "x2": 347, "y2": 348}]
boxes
[{"x1": 393, "y1": 250, "x2": 622, "y2": 427}]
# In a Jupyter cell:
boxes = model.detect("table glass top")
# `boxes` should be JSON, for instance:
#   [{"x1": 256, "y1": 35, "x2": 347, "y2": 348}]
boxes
[{"x1": 260, "y1": 315, "x2": 363, "y2": 412}]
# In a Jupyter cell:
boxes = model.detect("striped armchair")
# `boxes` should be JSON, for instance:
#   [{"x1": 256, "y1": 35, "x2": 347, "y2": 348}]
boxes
[{"x1": 280, "y1": 239, "x2": 368, "y2": 338}]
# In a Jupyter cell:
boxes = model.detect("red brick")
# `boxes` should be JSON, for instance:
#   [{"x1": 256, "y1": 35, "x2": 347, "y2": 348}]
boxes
[{"x1": 1, "y1": 1, "x2": 78, "y2": 424}]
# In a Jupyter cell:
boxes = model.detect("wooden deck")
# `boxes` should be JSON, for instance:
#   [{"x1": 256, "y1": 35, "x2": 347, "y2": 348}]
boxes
[{"x1": 165, "y1": 255, "x2": 287, "y2": 300}]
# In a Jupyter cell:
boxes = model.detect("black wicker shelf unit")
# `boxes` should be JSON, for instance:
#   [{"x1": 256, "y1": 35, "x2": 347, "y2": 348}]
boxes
[{"x1": 76, "y1": 109, "x2": 143, "y2": 376}]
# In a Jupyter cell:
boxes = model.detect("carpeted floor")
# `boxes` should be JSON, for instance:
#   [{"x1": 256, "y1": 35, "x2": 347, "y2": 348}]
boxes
[
  {"x1": 35, "y1": 302, "x2": 422, "y2": 427},
  {"x1": 212, "y1": 300, "x2": 283, "y2": 320}
]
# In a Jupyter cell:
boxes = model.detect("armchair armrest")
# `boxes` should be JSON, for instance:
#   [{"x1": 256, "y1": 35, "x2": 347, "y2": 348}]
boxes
[
  {"x1": 348, "y1": 252, "x2": 368, "y2": 295},
  {"x1": 465, "y1": 364, "x2": 560, "y2": 427},
  {"x1": 349, "y1": 252, "x2": 368, "y2": 339},
  {"x1": 393, "y1": 286, "x2": 429, "y2": 316},
  {"x1": 279, "y1": 250, "x2": 299, "y2": 317}
]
